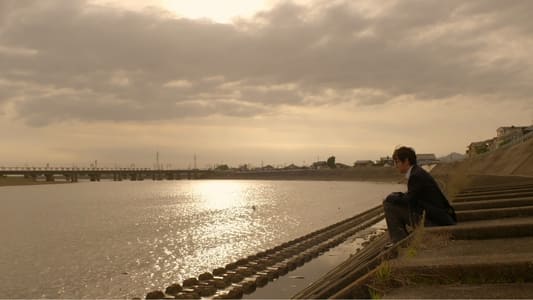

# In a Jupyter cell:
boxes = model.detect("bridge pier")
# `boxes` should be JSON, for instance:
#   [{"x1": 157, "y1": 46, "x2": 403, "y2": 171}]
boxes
[
  {"x1": 187, "y1": 172, "x2": 199, "y2": 179},
  {"x1": 64, "y1": 173, "x2": 78, "y2": 182},
  {"x1": 89, "y1": 174, "x2": 101, "y2": 181},
  {"x1": 45, "y1": 173, "x2": 54, "y2": 182},
  {"x1": 152, "y1": 173, "x2": 163, "y2": 180},
  {"x1": 3, "y1": 169, "x2": 207, "y2": 183}
]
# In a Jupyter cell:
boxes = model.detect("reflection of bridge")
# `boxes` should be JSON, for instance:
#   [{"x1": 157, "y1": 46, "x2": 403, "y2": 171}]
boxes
[{"x1": 0, "y1": 168, "x2": 211, "y2": 182}]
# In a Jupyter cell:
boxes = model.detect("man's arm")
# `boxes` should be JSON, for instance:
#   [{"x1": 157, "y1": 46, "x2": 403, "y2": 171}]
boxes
[{"x1": 402, "y1": 172, "x2": 427, "y2": 223}]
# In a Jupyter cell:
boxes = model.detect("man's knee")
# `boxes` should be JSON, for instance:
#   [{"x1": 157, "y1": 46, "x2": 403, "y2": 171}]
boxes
[{"x1": 384, "y1": 192, "x2": 403, "y2": 206}]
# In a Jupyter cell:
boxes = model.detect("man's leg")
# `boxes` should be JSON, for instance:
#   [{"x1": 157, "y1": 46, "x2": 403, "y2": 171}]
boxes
[{"x1": 383, "y1": 194, "x2": 411, "y2": 243}]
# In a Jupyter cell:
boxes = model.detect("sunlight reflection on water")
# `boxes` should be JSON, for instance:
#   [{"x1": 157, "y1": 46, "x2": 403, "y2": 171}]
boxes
[{"x1": 0, "y1": 180, "x2": 403, "y2": 298}]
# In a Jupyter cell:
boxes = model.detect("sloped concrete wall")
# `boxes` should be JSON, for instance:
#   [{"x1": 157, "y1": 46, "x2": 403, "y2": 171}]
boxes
[{"x1": 432, "y1": 138, "x2": 533, "y2": 199}]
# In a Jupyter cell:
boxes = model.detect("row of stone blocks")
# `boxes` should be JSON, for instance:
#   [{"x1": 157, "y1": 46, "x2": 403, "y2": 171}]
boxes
[{"x1": 145, "y1": 207, "x2": 383, "y2": 299}]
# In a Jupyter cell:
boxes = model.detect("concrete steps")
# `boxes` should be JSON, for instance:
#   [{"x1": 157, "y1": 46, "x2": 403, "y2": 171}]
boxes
[
  {"x1": 458, "y1": 183, "x2": 533, "y2": 194},
  {"x1": 455, "y1": 186, "x2": 533, "y2": 197},
  {"x1": 383, "y1": 283, "x2": 533, "y2": 299},
  {"x1": 456, "y1": 205, "x2": 533, "y2": 222},
  {"x1": 454, "y1": 190, "x2": 533, "y2": 202},
  {"x1": 382, "y1": 177, "x2": 533, "y2": 299},
  {"x1": 452, "y1": 197, "x2": 533, "y2": 210},
  {"x1": 289, "y1": 176, "x2": 533, "y2": 299}
]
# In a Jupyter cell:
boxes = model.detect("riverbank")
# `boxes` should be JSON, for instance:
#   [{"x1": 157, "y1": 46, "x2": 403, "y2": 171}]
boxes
[
  {"x1": 0, "y1": 177, "x2": 69, "y2": 187},
  {"x1": 293, "y1": 137, "x2": 533, "y2": 299},
  {"x1": 0, "y1": 167, "x2": 403, "y2": 187},
  {"x1": 335, "y1": 175, "x2": 533, "y2": 299},
  {"x1": 204, "y1": 167, "x2": 402, "y2": 183}
]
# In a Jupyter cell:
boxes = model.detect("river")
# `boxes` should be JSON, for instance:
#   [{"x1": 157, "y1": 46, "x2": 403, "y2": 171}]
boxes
[{"x1": 0, "y1": 179, "x2": 403, "y2": 298}]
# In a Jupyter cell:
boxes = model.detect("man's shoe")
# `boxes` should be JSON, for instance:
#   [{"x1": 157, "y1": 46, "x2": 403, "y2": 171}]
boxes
[{"x1": 384, "y1": 242, "x2": 394, "y2": 249}]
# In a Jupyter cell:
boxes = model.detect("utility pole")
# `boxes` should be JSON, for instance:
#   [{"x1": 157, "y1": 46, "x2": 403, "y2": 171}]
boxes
[
  {"x1": 156, "y1": 151, "x2": 160, "y2": 170},
  {"x1": 194, "y1": 153, "x2": 197, "y2": 170}
]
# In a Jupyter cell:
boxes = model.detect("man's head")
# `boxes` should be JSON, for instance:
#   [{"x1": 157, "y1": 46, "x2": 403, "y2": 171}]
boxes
[{"x1": 392, "y1": 146, "x2": 417, "y2": 174}]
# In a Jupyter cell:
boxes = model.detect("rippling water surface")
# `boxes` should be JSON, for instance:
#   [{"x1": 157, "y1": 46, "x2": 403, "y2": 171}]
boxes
[{"x1": 0, "y1": 180, "x2": 402, "y2": 298}]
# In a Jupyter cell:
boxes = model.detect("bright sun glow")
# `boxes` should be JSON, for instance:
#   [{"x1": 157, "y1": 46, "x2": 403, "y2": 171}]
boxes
[
  {"x1": 160, "y1": 0, "x2": 272, "y2": 23},
  {"x1": 90, "y1": 0, "x2": 275, "y2": 23}
]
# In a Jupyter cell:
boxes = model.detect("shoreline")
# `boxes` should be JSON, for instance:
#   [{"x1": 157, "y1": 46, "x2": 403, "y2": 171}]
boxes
[
  {"x1": 202, "y1": 167, "x2": 403, "y2": 183},
  {"x1": 0, "y1": 167, "x2": 403, "y2": 186},
  {"x1": 0, "y1": 177, "x2": 70, "y2": 187}
]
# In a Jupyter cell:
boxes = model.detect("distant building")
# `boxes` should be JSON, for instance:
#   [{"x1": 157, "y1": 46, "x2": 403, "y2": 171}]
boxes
[
  {"x1": 494, "y1": 125, "x2": 533, "y2": 149},
  {"x1": 467, "y1": 139, "x2": 494, "y2": 157},
  {"x1": 335, "y1": 163, "x2": 351, "y2": 169},
  {"x1": 354, "y1": 160, "x2": 375, "y2": 167},
  {"x1": 417, "y1": 153, "x2": 439, "y2": 165},
  {"x1": 378, "y1": 156, "x2": 394, "y2": 167},
  {"x1": 312, "y1": 161, "x2": 328, "y2": 169},
  {"x1": 284, "y1": 164, "x2": 300, "y2": 170},
  {"x1": 466, "y1": 124, "x2": 533, "y2": 157},
  {"x1": 497, "y1": 126, "x2": 527, "y2": 137}
]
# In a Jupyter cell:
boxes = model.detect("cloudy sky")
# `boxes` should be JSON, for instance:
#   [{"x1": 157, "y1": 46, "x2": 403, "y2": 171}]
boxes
[{"x1": 1, "y1": 0, "x2": 532, "y2": 168}]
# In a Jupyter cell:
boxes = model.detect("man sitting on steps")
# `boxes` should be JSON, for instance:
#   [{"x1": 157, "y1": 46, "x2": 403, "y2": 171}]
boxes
[{"x1": 383, "y1": 146, "x2": 457, "y2": 243}]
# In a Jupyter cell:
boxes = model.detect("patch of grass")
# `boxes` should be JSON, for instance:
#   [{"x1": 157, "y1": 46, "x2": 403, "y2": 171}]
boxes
[
  {"x1": 374, "y1": 261, "x2": 392, "y2": 283},
  {"x1": 368, "y1": 287, "x2": 383, "y2": 300},
  {"x1": 366, "y1": 261, "x2": 400, "y2": 298}
]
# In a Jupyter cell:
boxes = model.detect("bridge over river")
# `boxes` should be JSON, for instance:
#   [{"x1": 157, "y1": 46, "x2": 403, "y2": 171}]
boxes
[{"x1": 0, "y1": 167, "x2": 211, "y2": 182}]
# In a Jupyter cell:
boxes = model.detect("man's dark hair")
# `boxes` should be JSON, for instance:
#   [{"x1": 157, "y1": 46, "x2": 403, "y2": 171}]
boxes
[{"x1": 393, "y1": 146, "x2": 417, "y2": 165}]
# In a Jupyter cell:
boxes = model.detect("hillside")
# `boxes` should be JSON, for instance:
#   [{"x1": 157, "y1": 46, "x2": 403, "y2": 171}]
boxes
[{"x1": 432, "y1": 138, "x2": 533, "y2": 198}]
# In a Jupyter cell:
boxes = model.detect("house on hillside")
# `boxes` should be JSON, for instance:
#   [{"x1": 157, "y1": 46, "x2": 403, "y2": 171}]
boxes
[
  {"x1": 494, "y1": 125, "x2": 533, "y2": 148},
  {"x1": 467, "y1": 139, "x2": 495, "y2": 157},
  {"x1": 466, "y1": 124, "x2": 533, "y2": 157},
  {"x1": 497, "y1": 126, "x2": 527, "y2": 137}
]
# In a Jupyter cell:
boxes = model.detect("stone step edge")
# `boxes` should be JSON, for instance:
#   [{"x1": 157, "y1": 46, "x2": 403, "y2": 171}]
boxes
[
  {"x1": 327, "y1": 252, "x2": 533, "y2": 299},
  {"x1": 426, "y1": 220, "x2": 533, "y2": 239},
  {"x1": 453, "y1": 197, "x2": 533, "y2": 211},
  {"x1": 456, "y1": 205, "x2": 533, "y2": 222}
]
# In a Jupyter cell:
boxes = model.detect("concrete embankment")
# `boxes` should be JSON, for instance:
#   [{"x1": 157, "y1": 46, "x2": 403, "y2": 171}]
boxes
[
  {"x1": 431, "y1": 137, "x2": 533, "y2": 198},
  {"x1": 317, "y1": 175, "x2": 533, "y2": 299},
  {"x1": 291, "y1": 138, "x2": 533, "y2": 299}
]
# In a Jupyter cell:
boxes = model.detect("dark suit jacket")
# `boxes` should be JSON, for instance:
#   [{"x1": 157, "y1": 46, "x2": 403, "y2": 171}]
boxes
[{"x1": 404, "y1": 165, "x2": 456, "y2": 226}]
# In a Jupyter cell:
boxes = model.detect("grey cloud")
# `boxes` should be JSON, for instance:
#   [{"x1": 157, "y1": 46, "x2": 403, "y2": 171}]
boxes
[{"x1": 1, "y1": 0, "x2": 532, "y2": 125}]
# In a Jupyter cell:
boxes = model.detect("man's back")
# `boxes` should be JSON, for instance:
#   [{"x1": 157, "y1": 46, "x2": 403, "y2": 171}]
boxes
[{"x1": 408, "y1": 165, "x2": 456, "y2": 225}]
